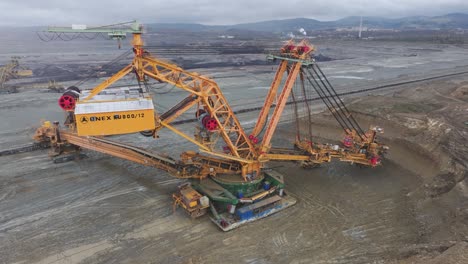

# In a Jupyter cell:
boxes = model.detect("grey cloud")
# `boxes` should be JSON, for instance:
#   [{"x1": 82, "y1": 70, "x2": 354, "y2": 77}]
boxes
[{"x1": 1, "y1": 0, "x2": 468, "y2": 26}]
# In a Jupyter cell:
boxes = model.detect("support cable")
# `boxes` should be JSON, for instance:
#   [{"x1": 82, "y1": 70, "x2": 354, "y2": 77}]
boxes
[
  {"x1": 299, "y1": 70, "x2": 314, "y2": 142},
  {"x1": 313, "y1": 65, "x2": 367, "y2": 137},
  {"x1": 304, "y1": 70, "x2": 349, "y2": 132},
  {"x1": 308, "y1": 66, "x2": 358, "y2": 132},
  {"x1": 307, "y1": 66, "x2": 365, "y2": 139}
]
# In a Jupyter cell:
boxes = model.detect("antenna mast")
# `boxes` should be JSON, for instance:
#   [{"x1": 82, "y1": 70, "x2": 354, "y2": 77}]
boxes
[{"x1": 358, "y1": 15, "x2": 363, "y2": 39}]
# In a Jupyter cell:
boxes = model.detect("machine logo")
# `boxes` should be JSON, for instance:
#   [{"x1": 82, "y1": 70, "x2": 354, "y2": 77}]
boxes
[{"x1": 80, "y1": 117, "x2": 88, "y2": 124}]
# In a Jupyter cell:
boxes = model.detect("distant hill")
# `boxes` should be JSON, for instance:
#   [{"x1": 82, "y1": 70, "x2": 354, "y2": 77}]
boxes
[{"x1": 147, "y1": 13, "x2": 468, "y2": 33}]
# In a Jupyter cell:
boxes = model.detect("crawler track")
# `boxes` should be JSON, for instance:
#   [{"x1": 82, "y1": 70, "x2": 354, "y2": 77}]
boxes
[{"x1": 0, "y1": 142, "x2": 50, "y2": 156}]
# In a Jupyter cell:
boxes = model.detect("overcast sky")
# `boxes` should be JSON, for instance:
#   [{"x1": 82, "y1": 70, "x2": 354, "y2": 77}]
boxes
[{"x1": 1, "y1": 0, "x2": 468, "y2": 26}]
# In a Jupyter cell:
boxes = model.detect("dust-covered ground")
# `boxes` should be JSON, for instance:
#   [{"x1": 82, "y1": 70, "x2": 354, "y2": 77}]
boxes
[
  {"x1": 289, "y1": 75, "x2": 468, "y2": 263},
  {"x1": 1, "y1": 40, "x2": 468, "y2": 263}
]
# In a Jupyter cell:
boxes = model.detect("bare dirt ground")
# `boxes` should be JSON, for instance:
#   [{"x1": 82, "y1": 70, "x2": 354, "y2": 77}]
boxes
[
  {"x1": 0, "y1": 76, "x2": 466, "y2": 263},
  {"x1": 0, "y1": 40, "x2": 467, "y2": 263},
  {"x1": 284, "y1": 75, "x2": 468, "y2": 263}
]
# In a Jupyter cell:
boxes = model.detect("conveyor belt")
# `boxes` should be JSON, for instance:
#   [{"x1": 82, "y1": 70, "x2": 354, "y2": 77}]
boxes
[
  {"x1": 58, "y1": 131, "x2": 202, "y2": 178},
  {"x1": 0, "y1": 142, "x2": 50, "y2": 157},
  {"x1": 160, "y1": 95, "x2": 198, "y2": 121}
]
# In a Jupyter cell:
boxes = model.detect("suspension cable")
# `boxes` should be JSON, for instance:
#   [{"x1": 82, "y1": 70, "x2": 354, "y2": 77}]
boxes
[{"x1": 314, "y1": 65, "x2": 366, "y2": 137}]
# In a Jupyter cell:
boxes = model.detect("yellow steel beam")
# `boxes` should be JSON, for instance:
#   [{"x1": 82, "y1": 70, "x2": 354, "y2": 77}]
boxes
[
  {"x1": 261, "y1": 153, "x2": 311, "y2": 161},
  {"x1": 160, "y1": 120, "x2": 210, "y2": 151},
  {"x1": 252, "y1": 60, "x2": 288, "y2": 137},
  {"x1": 199, "y1": 148, "x2": 253, "y2": 164},
  {"x1": 260, "y1": 62, "x2": 302, "y2": 149},
  {"x1": 82, "y1": 64, "x2": 134, "y2": 101},
  {"x1": 138, "y1": 55, "x2": 257, "y2": 161},
  {"x1": 142, "y1": 68, "x2": 204, "y2": 97}
]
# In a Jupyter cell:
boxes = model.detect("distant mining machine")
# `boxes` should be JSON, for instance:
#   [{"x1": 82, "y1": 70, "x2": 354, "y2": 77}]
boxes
[
  {"x1": 34, "y1": 21, "x2": 388, "y2": 231},
  {"x1": 0, "y1": 56, "x2": 33, "y2": 93}
]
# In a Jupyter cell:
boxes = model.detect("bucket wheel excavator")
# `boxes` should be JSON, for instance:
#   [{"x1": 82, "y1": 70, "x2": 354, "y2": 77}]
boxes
[
  {"x1": 0, "y1": 56, "x2": 33, "y2": 93},
  {"x1": 34, "y1": 21, "x2": 388, "y2": 231}
]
